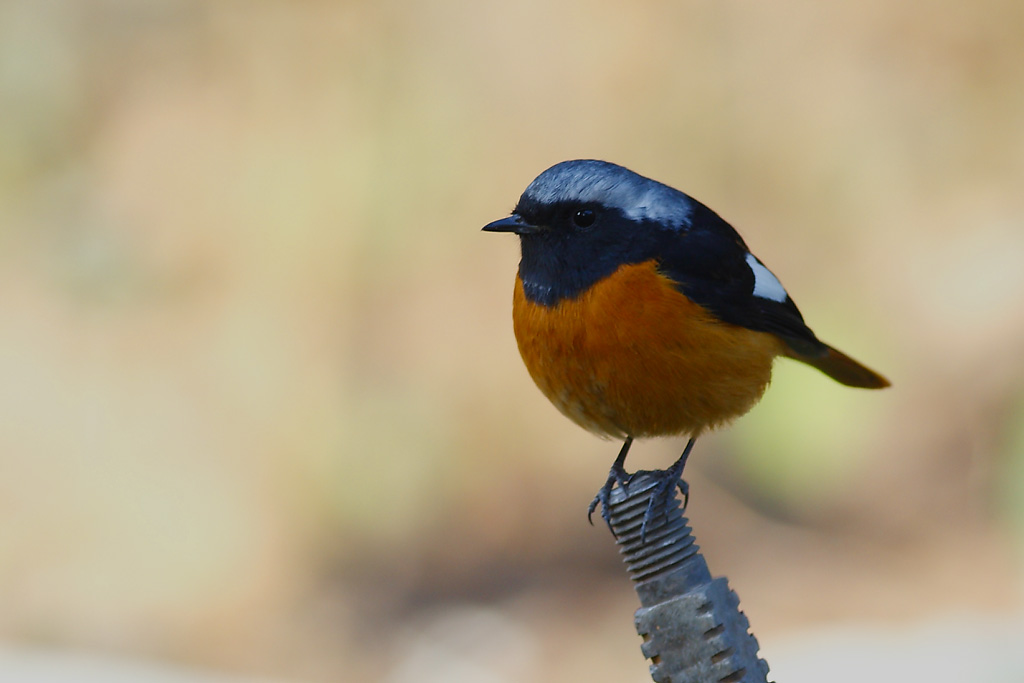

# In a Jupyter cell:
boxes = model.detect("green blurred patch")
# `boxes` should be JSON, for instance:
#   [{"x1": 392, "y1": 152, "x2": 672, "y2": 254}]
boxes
[
  {"x1": 996, "y1": 389, "x2": 1024, "y2": 558},
  {"x1": 726, "y1": 358, "x2": 888, "y2": 508}
]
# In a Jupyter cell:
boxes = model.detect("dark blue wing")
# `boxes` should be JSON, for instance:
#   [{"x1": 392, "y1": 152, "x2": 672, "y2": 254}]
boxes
[{"x1": 654, "y1": 200, "x2": 827, "y2": 357}]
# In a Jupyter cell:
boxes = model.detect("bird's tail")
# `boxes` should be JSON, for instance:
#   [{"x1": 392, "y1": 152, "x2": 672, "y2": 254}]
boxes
[{"x1": 789, "y1": 344, "x2": 890, "y2": 389}]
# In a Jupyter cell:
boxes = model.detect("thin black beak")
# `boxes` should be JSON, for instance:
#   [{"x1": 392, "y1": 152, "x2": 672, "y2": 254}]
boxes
[{"x1": 481, "y1": 215, "x2": 542, "y2": 235}]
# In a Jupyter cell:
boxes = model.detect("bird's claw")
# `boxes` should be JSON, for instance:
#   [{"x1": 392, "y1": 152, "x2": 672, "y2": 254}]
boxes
[
  {"x1": 637, "y1": 439, "x2": 695, "y2": 543},
  {"x1": 587, "y1": 437, "x2": 634, "y2": 534},
  {"x1": 588, "y1": 464, "x2": 632, "y2": 533},
  {"x1": 638, "y1": 469, "x2": 690, "y2": 543}
]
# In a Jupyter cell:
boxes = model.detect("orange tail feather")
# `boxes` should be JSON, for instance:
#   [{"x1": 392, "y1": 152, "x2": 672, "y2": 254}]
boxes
[{"x1": 792, "y1": 345, "x2": 890, "y2": 389}]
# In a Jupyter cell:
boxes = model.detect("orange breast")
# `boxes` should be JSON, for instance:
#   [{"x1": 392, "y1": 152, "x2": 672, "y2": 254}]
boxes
[{"x1": 512, "y1": 261, "x2": 787, "y2": 439}]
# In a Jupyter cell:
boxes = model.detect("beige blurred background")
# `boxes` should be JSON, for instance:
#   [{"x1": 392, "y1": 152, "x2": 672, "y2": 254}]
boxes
[{"x1": 2, "y1": 1, "x2": 1024, "y2": 681}]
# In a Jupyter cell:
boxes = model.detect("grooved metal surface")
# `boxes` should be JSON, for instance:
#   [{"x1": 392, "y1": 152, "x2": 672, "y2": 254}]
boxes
[{"x1": 607, "y1": 473, "x2": 772, "y2": 683}]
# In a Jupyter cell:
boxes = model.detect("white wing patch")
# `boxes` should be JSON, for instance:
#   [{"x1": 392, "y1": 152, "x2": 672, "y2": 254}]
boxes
[{"x1": 745, "y1": 253, "x2": 788, "y2": 303}]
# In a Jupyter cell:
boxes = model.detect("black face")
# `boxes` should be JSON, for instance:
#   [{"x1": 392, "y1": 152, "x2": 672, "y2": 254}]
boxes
[{"x1": 512, "y1": 198, "x2": 667, "y2": 306}]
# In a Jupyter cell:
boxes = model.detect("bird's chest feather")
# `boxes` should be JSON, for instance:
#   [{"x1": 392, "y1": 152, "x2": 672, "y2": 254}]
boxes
[{"x1": 511, "y1": 261, "x2": 785, "y2": 438}]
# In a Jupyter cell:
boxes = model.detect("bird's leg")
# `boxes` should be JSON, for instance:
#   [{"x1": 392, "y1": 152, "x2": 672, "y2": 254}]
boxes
[
  {"x1": 639, "y1": 438, "x2": 696, "y2": 542},
  {"x1": 588, "y1": 436, "x2": 634, "y2": 530}
]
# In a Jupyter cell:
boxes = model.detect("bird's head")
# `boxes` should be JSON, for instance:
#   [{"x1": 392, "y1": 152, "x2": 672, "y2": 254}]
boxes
[{"x1": 482, "y1": 160, "x2": 694, "y2": 306}]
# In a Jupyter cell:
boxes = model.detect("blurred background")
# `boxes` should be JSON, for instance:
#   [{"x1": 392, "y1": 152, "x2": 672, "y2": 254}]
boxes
[{"x1": 2, "y1": 1, "x2": 1024, "y2": 681}]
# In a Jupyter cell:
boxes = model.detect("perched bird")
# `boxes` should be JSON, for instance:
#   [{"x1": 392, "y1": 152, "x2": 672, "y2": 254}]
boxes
[{"x1": 483, "y1": 160, "x2": 889, "y2": 534}]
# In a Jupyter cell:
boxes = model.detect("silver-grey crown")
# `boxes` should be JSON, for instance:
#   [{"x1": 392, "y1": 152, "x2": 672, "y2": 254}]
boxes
[{"x1": 521, "y1": 160, "x2": 693, "y2": 229}]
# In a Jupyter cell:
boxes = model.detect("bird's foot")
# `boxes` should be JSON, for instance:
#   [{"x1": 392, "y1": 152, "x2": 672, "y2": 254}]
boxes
[
  {"x1": 587, "y1": 462, "x2": 633, "y2": 530},
  {"x1": 638, "y1": 438, "x2": 696, "y2": 543},
  {"x1": 588, "y1": 437, "x2": 634, "y2": 533},
  {"x1": 633, "y1": 466, "x2": 690, "y2": 543}
]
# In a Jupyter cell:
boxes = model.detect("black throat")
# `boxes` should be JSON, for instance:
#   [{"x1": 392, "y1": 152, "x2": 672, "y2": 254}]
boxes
[{"x1": 517, "y1": 211, "x2": 666, "y2": 307}]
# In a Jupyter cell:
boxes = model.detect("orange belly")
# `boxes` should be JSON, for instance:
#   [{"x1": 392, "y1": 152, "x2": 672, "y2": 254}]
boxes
[{"x1": 512, "y1": 261, "x2": 786, "y2": 439}]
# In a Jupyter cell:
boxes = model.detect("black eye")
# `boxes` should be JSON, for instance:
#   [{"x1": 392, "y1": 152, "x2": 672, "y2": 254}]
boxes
[{"x1": 572, "y1": 209, "x2": 596, "y2": 228}]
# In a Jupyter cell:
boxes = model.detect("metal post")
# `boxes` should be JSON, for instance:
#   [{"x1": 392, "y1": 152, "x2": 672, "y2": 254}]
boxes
[{"x1": 605, "y1": 472, "x2": 773, "y2": 683}]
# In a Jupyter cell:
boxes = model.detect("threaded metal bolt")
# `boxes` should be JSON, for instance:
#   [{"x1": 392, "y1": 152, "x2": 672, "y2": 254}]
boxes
[{"x1": 606, "y1": 473, "x2": 772, "y2": 683}]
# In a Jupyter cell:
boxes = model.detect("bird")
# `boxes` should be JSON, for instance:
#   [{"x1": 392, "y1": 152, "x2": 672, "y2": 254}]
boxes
[{"x1": 483, "y1": 159, "x2": 889, "y2": 536}]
